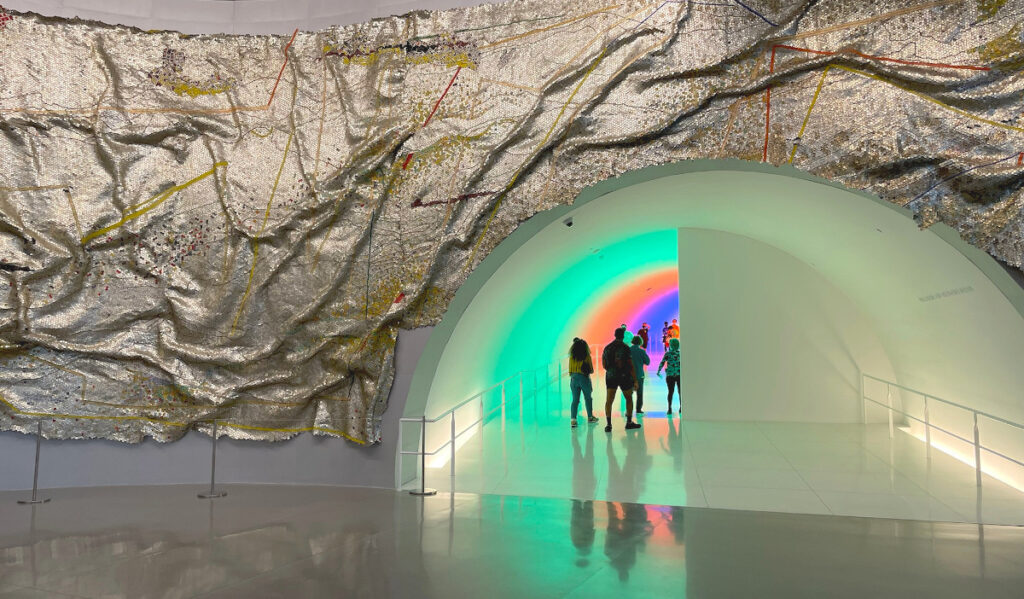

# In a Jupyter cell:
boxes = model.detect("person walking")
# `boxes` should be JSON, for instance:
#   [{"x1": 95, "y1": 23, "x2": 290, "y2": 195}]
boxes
[
  {"x1": 669, "y1": 318, "x2": 680, "y2": 341},
  {"x1": 568, "y1": 338, "x2": 599, "y2": 428},
  {"x1": 661, "y1": 321, "x2": 670, "y2": 351},
  {"x1": 657, "y1": 338, "x2": 682, "y2": 413},
  {"x1": 601, "y1": 328, "x2": 640, "y2": 432},
  {"x1": 637, "y1": 323, "x2": 650, "y2": 349},
  {"x1": 629, "y1": 336, "x2": 650, "y2": 414}
]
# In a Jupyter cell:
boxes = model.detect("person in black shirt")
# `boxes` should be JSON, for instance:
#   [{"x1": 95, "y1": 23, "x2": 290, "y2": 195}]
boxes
[{"x1": 601, "y1": 328, "x2": 641, "y2": 432}]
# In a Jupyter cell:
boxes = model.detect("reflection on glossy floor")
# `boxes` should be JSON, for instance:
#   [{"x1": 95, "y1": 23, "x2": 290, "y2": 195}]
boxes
[
  {"x1": 1, "y1": 485, "x2": 1023, "y2": 598},
  {"x1": 419, "y1": 384, "x2": 1024, "y2": 524}
]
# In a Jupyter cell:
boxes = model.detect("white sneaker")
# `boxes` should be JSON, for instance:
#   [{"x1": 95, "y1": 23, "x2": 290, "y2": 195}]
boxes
[{"x1": 571, "y1": 419, "x2": 578, "y2": 428}]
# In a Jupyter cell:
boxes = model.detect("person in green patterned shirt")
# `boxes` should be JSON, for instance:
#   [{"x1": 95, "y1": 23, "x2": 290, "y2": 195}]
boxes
[{"x1": 657, "y1": 337, "x2": 682, "y2": 414}]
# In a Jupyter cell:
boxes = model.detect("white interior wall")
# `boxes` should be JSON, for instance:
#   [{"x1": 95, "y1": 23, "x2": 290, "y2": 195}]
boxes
[
  {"x1": 678, "y1": 229, "x2": 893, "y2": 422},
  {"x1": 3, "y1": 0, "x2": 506, "y2": 34}
]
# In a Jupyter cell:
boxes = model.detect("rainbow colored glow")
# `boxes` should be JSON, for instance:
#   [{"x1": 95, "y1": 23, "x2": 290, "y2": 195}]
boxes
[
  {"x1": 431, "y1": 230, "x2": 678, "y2": 410},
  {"x1": 577, "y1": 267, "x2": 679, "y2": 361}
]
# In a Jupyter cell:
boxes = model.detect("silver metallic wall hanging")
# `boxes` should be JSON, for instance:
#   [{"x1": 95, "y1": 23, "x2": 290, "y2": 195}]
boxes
[{"x1": 0, "y1": 0, "x2": 1022, "y2": 443}]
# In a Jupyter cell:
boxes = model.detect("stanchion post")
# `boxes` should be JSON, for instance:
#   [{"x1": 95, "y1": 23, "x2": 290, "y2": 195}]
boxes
[
  {"x1": 450, "y1": 411, "x2": 456, "y2": 478},
  {"x1": 198, "y1": 420, "x2": 227, "y2": 499},
  {"x1": 410, "y1": 416, "x2": 437, "y2": 496},
  {"x1": 18, "y1": 421, "x2": 50, "y2": 505}
]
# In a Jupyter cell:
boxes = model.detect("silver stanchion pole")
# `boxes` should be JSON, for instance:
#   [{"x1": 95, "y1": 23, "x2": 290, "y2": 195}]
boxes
[
  {"x1": 18, "y1": 421, "x2": 50, "y2": 505},
  {"x1": 198, "y1": 420, "x2": 227, "y2": 499},
  {"x1": 410, "y1": 416, "x2": 437, "y2": 496}
]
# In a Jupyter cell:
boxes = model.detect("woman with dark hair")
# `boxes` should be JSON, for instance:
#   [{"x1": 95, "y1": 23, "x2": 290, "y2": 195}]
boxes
[{"x1": 569, "y1": 338, "x2": 599, "y2": 428}]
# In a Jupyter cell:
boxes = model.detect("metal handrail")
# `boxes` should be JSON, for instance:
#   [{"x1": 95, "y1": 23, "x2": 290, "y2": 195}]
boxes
[
  {"x1": 400, "y1": 362, "x2": 557, "y2": 425},
  {"x1": 860, "y1": 394, "x2": 1024, "y2": 469},
  {"x1": 863, "y1": 374, "x2": 1024, "y2": 432},
  {"x1": 862, "y1": 373, "x2": 1024, "y2": 487},
  {"x1": 400, "y1": 359, "x2": 565, "y2": 494}
]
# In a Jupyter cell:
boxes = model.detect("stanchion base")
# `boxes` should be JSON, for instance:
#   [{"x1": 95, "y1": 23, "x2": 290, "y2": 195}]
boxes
[
  {"x1": 409, "y1": 488, "x2": 438, "y2": 496},
  {"x1": 17, "y1": 498, "x2": 50, "y2": 505},
  {"x1": 198, "y1": 492, "x2": 228, "y2": 499}
]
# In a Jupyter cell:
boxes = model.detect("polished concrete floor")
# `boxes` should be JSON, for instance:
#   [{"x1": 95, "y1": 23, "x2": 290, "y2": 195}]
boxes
[
  {"x1": 414, "y1": 383, "x2": 1024, "y2": 525},
  {"x1": 1, "y1": 484, "x2": 1023, "y2": 598}
]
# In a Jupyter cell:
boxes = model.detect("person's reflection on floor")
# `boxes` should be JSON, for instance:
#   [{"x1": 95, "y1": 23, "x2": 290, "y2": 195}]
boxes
[
  {"x1": 603, "y1": 430, "x2": 653, "y2": 582},
  {"x1": 571, "y1": 427, "x2": 596, "y2": 567},
  {"x1": 606, "y1": 427, "x2": 652, "y2": 504},
  {"x1": 660, "y1": 413, "x2": 685, "y2": 472},
  {"x1": 570, "y1": 500, "x2": 595, "y2": 567},
  {"x1": 668, "y1": 505, "x2": 686, "y2": 546},
  {"x1": 604, "y1": 502, "x2": 652, "y2": 582},
  {"x1": 573, "y1": 425, "x2": 596, "y2": 499}
]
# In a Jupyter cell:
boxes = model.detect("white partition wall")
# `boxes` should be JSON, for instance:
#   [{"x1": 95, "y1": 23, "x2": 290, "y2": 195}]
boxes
[{"x1": 677, "y1": 229, "x2": 892, "y2": 423}]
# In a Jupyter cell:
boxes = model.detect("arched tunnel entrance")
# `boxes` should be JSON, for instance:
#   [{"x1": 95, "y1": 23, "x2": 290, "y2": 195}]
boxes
[{"x1": 399, "y1": 162, "x2": 1024, "y2": 523}]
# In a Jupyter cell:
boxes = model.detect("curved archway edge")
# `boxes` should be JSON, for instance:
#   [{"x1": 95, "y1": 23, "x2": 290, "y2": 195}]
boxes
[{"x1": 400, "y1": 159, "x2": 1024, "y2": 485}]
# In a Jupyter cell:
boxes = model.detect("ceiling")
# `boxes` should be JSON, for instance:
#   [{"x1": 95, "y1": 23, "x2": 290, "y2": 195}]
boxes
[{"x1": 3, "y1": 0, "x2": 504, "y2": 34}]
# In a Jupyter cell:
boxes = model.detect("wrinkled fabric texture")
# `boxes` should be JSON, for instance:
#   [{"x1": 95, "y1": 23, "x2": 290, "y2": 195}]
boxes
[{"x1": 0, "y1": 0, "x2": 1022, "y2": 443}]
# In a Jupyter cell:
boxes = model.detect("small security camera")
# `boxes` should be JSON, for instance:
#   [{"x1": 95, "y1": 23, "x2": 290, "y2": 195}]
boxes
[{"x1": 563, "y1": 217, "x2": 574, "y2": 227}]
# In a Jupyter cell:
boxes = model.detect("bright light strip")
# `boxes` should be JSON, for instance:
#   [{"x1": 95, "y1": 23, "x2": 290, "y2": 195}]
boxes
[{"x1": 898, "y1": 426, "x2": 1024, "y2": 494}]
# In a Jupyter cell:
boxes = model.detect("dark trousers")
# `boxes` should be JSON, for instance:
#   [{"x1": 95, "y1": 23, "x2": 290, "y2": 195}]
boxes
[
  {"x1": 635, "y1": 377, "x2": 644, "y2": 411},
  {"x1": 666, "y1": 375, "x2": 681, "y2": 407}
]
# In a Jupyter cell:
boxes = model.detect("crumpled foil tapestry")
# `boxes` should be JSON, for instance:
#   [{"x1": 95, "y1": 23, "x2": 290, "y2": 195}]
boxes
[{"x1": 1, "y1": 0, "x2": 1023, "y2": 443}]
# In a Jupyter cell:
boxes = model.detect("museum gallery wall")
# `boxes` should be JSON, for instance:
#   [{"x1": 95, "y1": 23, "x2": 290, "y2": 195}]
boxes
[{"x1": 0, "y1": 0, "x2": 1022, "y2": 444}]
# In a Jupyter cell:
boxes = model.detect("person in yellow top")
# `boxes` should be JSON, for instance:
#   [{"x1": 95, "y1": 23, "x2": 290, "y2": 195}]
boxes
[
  {"x1": 568, "y1": 338, "x2": 599, "y2": 428},
  {"x1": 669, "y1": 318, "x2": 680, "y2": 340}
]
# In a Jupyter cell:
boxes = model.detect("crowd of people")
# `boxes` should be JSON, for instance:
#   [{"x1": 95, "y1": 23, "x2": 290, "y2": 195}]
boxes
[{"x1": 568, "y1": 319, "x2": 682, "y2": 430}]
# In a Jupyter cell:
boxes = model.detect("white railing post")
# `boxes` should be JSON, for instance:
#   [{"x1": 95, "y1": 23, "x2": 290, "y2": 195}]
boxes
[
  {"x1": 923, "y1": 395, "x2": 932, "y2": 461},
  {"x1": 973, "y1": 412, "x2": 982, "y2": 488},
  {"x1": 410, "y1": 416, "x2": 437, "y2": 496},
  {"x1": 533, "y1": 368, "x2": 538, "y2": 420},
  {"x1": 519, "y1": 375, "x2": 524, "y2": 421},
  {"x1": 859, "y1": 372, "x2": 866, "y2": 424},
  {"x1": 544, "y1": 363, "x2": 550, "y2": 415},
  {"x1": 886, "y1": 384, "x2": 894, "y2": 439},
  {"x1": 17, "y1": 420, "x2": 50, "y2": 505},
  {"x1": 450, "y1": 411, "x2": 456, "y2": 478},
  {"x1": 198, "y1": 420, "x2": 227, "y2": 499}
]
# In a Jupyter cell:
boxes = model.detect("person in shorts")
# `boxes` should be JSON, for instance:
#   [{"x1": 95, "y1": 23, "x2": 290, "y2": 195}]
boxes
[
  {"x1": 601, "y1": 328, "x2": 641, "y2": 432},
  {"x1": 629, "y1": 336, "x2": 650, "y2": 414}
]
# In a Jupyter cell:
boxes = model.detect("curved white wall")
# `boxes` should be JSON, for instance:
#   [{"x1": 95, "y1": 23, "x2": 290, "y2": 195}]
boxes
[{"x1": 3, "y1": 0, "x2": 505, "y2": 34}]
